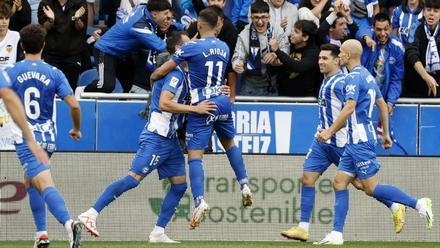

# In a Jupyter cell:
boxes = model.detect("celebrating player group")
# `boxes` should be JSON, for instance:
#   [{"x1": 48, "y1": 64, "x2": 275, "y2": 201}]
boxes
[{"x1": 0, "y1": 0, "x2": 434, "y2": 247}]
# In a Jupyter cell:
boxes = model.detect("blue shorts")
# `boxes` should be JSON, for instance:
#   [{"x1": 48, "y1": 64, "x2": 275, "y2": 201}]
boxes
[
  {"x1": 131, "y1": 132, "x2": 185, "y2": 180},
  {"x1": 15, "y1": 141, "x2": 51, "y2": 180},
  {"x1": 338, "y1": 141, "x2": 380, "y2": 180},
  {"x1": 186, "y1": 95, "x2": 235, "y2": 150},
  {"x1": 304, "y1": 140, "x2": 345, "y2": 174}
]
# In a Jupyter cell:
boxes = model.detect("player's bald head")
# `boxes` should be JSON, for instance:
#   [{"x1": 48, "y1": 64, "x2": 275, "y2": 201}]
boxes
[{"x1": 341, "y1": 39, "x2": 363, "y2": 59}]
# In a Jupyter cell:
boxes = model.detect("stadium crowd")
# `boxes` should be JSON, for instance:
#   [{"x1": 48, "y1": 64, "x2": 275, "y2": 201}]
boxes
[{"x1": 0, "y1": 0, "x2": 438, "y2": 101}]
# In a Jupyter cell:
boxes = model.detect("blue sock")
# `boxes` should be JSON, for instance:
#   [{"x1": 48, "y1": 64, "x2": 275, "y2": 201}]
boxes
[
  {"x1": 93, "y1": 175, "x2": 139, "y2": 213},
  {"x1": 27, "y1": 186, "x2": 47, "y2": 232},
  {"x1": 226, "y1": 146, "x2": 248, "y2": 186},
  {"x1": 374, "y1": 196, "x2": 394, "y2": 208},
  {"x1": 42, "y1": 187, "x2": 70, "y2": 225},
  {"x1": 333, "y1": 189, "x2": 349, "y2": 233},
  {"x1": 189, "y1": 159, "x2": 204, "y2": 206},
  {"x1": 300, "y1": 186, "x2": 315, "y2": 223},
  {"x1": 156, "y1": 182, "x2": 187, "y2": 228},
  {"x1": 373, "y1": 184, "x2": 417, "y2": 209}
]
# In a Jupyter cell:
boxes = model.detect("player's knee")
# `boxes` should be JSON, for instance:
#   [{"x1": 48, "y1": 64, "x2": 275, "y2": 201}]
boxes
[
  {"x1": 363, "y1": 185, "x2": 375, "y2": 196},
  {"x1": 351, "y1": 180, "x2": 364, "y2": 191},
  {"x1": 171, "y1": 182, "x2": 187, "y2": 193},
  {"x1": 301, "y1": 174, "x2": 316, "y2": 186},
  {"x1": 332, "y1": 178, "x2": 346, "y2": 190}
]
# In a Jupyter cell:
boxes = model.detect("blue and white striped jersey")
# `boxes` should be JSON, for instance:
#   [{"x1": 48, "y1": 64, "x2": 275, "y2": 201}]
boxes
[
  {"x1": 142, "y1": 66, "x2": 188, "y2": 139},
  {"x1": 172, "y1": 36, "x2": 229, "y2": 104},
  {"x1": 317, "y1": 71, "x2": 347, "y2": 147},
  {"x1": 344, "y1": 65, "x2": 383, "y2": 144},
  {"x1": 6, "y1": 59, "x2": 73, "y2": 144},
  {"x1": 391, "y1": 5, "x2": 422, "y2": 47},
  {"x1": 95, "y1": 4, "x2": 166, "y2": 58},
  {"x1": 0, "y1": 68, "x2": 10, "y2": 89}
]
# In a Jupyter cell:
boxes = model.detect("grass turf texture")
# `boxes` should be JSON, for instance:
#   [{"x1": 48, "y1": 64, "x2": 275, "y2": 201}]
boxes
[{"x1": 0, "y1": 241, "x2": 439, "y2": 248}]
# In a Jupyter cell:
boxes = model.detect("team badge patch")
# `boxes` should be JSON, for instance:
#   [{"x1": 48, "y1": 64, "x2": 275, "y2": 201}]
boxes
[{"x1": 6, "y1": 45, "x2": 12, "y2": 53}]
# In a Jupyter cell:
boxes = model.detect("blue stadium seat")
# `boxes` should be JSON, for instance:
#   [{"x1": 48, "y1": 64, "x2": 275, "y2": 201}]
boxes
[
  {"x1": 78, "y1": 69, "x2": 98, "y2": 86},
  {"x1": 78, "y1": 69, "x2": 124, "y2": 93}
]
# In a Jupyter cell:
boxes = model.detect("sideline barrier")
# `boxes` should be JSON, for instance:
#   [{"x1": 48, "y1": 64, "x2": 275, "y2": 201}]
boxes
[{"x1": 1, "y1": 153, "x2": 439, "y2": 241}]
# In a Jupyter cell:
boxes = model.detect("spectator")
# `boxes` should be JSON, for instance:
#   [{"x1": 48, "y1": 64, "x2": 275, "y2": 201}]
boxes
[
  {"x1": 379, "y1": 0, "x2": 402, "y2": 18},
  {"x1": 266, "y1": 0, "x2": 298, "y2": 37},
  {"x1": 76, "y1": 0, "x2": 168, "y2": 95},
  {"x1": 404, "y1": 0, "x2": 439, "y2": 98},
  {"x1": 391, "y1": 0, "x2": 423, "y2": 47},
  {"x1": 7, "y1": 0, "x2": 31, "y2": 31},
  {"x1": 232, "y1": 0, "x2": 288, "y2": 96},
  {"x1": 270, "y1": 20, "x2": 321, "y2": 96},
  {"x1": 38, "y1": 0, "x2": 87, "y2": 91},
  {"x1": 362, "y1": 13, "x2": 404, "y2": 114},
  {"x1": 351, "y1": 0, "x2": 380, "y2": 43},
  {"x1": 187, "y1": 0, "x2": 239, "y2": 102},
  {"x1": 0, "y1": 2, "x2": 23, "y2": 68},
  {"x1": 231, "y1": 0, "x2": 253, "y2": 32},
  {"x1": 317, "y1": 2, "x2": 358, "y2": 46},
  {"x1": 298, "y1": 0, "x2": 332, "y2": 27},
  {"x1": 29, "y1": 0, "x2": 41, "y2": 24}
]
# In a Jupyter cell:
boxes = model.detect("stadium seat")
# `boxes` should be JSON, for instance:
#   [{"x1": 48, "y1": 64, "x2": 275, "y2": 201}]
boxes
[
  {"x1": 78, "y1": 69, "x2": 98, "y2": 87},
  {"x1": 78, "y1": 69, "x2": 124, "y2": 93}
]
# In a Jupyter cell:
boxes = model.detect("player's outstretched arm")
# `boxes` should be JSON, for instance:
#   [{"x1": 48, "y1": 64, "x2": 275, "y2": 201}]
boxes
[
  {"x1": 64, "y1": 95, "x2": 82, "y2": 140},
  {"x1": 150, "y1": 60, "x2": 179, "y2": 86},
  {"x1": 317, "y1": 100, "x2": 356, "y2": 143},
  {"x1": 376, "y1": 97, "x2": 392, "y2": 149},
  {"x1": 0, "y1": 88, "x2": 49, "y2": 164},
  {"x1": 159, "y1": 90, "x2": 216, "y2": 115}
]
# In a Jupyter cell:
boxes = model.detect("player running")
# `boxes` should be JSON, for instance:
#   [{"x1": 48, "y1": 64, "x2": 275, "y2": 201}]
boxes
[
  {"x1": 151, "y1": 6, "x2": 253, "y2": 230},
  {"x1": 314, "y1": 40, "x2": 433, "y2": 245},
  {"x1": 5, "y1": 24, "x2": 83, "y2": 248},
  {"x1": 79, "y1": 31, "x2": 225, "y2": 243},
  {"x1": 280, "y1": 43, "x2": 405, "y2": 242}
]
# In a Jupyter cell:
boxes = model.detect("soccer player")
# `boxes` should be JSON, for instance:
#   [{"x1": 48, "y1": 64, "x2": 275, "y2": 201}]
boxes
[
  {"x1": 5, "y1": 24, "x2": 83, "y2": 248},
  {"x1": 280, "y1": 43, "x2": 405, "y2": 242},
  {"x1": 150, "y1": 6, "x2": 253, "y2": 230},
  {"x1": 78, "y1": 31, "x2": 218, "y2": 243},
  {"x1": 314, "y1": 39, "x2": 434, "y2": 245}
]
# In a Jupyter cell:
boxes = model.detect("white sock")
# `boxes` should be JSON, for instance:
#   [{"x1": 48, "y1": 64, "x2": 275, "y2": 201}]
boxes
[
  {"x1": 86, "y1": 208, "x2": 99, "y2": 218},
  {"x1": 35, "y1": 231, "x2": 48, "y2": 238},
  {"x1": 331, "y1": 230, "x2": 343, "y2": 237},
  {"x1": 298, "y1": 222, "x2": 310, "y2": 232},
  {"x1": 64, "y1": 219, "x2": 74, "y2": 240},
  {"x1": 152, "y1": 226, "x2": 165, "y2": 234},
  {"x1": 416, "y1": 199, "x2": 424, "y2": 211},
  {"x1": 390, "y1": 203, "x2": 400, "y2": 213}
]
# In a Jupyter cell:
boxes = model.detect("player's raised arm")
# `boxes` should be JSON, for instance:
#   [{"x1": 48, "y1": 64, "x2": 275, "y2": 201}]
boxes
[
  {"x1": 0, "y1": 87, "x2": 49, "y2": 164},
  {"x1": 150, "y1": 59, "x2": 178, "y2": 84}
]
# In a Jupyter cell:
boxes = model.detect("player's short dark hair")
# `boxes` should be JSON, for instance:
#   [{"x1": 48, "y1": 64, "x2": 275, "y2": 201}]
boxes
[
  {"x1": 166, "y1": 31, "x2": 187, "y2": 54},
  {"x1": 198, "y1": 6, "x2": 222, "y2": 29},
  {"x1": 19, "y1": 24, "x2": 47, "y2": 54},
  {"x1": 320, "y1": 43, "x2": 340, "y2": 58},
  {"x1": 0, "y1": 2, "x2": 12, "y2": 18},
  {"x1": 425, "y1": 0, "x2": 440, "y2": 9},
  {"x1": 147, "y1": 0, "x2": 172, "y2": 12},
  {"x1": 373, "y1": 13, "x2": 391, "y2": 26},
  {"x1": 251, "y1": 0, "x2": 269, "y2": 14},
  {"x1": 294, "y1": 20, "x2": 318, "y2": 43}
]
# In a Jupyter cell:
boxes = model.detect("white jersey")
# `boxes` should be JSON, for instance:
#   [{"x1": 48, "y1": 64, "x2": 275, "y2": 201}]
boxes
[{"x1": 0, "y1": 30, "x2": 20, "y2": 68}]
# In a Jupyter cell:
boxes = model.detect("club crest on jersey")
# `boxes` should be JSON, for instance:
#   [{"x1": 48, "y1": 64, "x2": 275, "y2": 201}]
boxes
[
  {"x1": 175, "y1": 48, "x2": 184, "y2": 56},
  {"x1": 6, "y1": 45, "x2": 12, "y2": 53}
]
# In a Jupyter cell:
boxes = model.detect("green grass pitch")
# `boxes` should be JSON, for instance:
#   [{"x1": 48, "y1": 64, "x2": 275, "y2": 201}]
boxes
[{"x1": 1, "y1": 241, "x2": 439, "y2": 248}]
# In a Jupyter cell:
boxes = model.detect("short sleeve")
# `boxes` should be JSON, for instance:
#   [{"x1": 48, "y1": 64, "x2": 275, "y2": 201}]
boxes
[
  {"x1": 171, "y1": 41, "x2": 198, "y2": 65},
  {"x1": 0, "y1": 69, "x2": 12, "y2": 89},
  {"x1": 55, "y1": 69, "x2": 73, "y2": 98},
  {"x1": 344, "y1": 73, "x2": 360, "y2": 102},
  {"x1": 161, "y1": 70, "x2": 184, "y2": 95}
]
